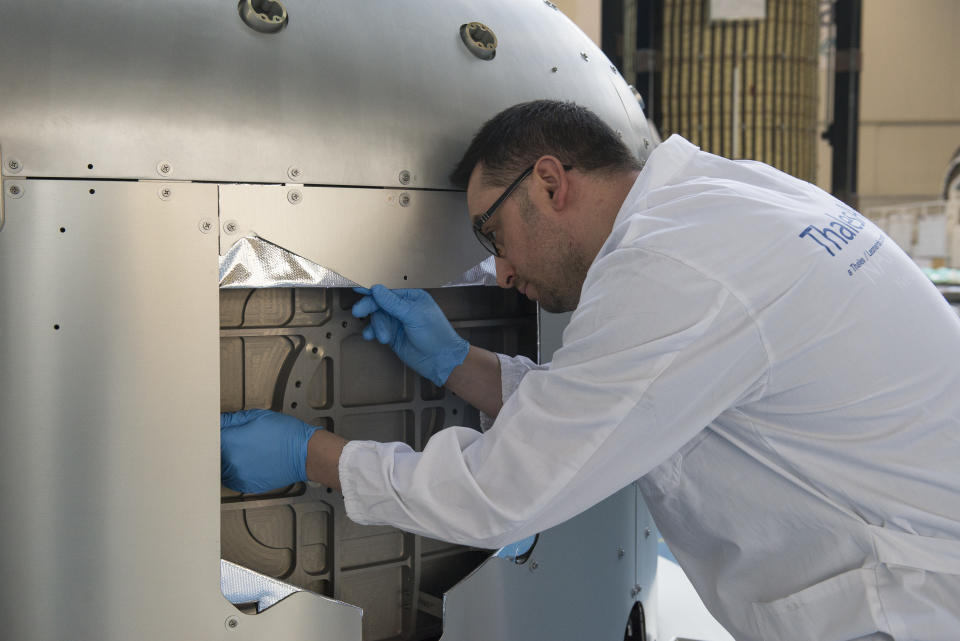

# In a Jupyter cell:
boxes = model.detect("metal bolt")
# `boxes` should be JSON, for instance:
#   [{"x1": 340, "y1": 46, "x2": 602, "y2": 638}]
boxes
[
  {"x1": 398, "y1": 192, "x2": 411, "y2": 207},
  {"x1": 644, "y1": 527, "x2": 651, "y2": 538},
  {"x1": 225, "y1": 615, "x2": 240, "y2": 630},
  {"x1": 631, "y1": 584, "x2": 642, "y2": 598},
  {"x1": 580, "y1": 52, "x2": 590, "y2": 62},
  {"x1": 7, "y1": 184, "x2": 23, "y2": 198},
  {"x1": 551, "y1": 66, "x2": 559, "y2": 73},
  {"x1": 287, "y1": 165, "x2": 302, "y2": 180},
  {"x1": 287, "y1": 188, "x2": 302, "y2": 205},
  {"x1": 543, "y1": 0, "x2": 558, "y2": 9},
  {"x1": 644, "y1": 139, "x2": 650, "y2": 149},
  {"x1": 158, "y1": 186, "x2": 172, "y2": 201},
  {"x1": 617, "y1": 547, "x2": 625, "y2": 560},
  {"x1": 224, "y1": 221, "x2": 238, "y2": 234},
  {"x1": 7, "y1": 158, "x2": 22, "y2": 173},
  {"x1": 198, "y1": 219, "x2": 214, "y2": 233},
  {"x1": 398, "y1": 170, "x2": 411, "y2": 185},
  {"x1": 157, "y1": 161, "x2": 172, "y2": 176},
  {"x1": 529, "y1": 561, "x2": 539, "y2": 572},
  {"x1": 610, "y1": 64, "x2": 617, "y2": 73}
]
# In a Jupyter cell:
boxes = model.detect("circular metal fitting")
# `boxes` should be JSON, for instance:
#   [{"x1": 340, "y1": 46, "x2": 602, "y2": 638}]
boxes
[
  {"x1": 287, "y1": 165, "x2": 302, "y2": 180},
  {"x1": 7, "y1": 183, "x2": 24, "y2": 198},
  {"x1": 224, "y1": 220, "x2": 239, "y2": 234},
  {"x1": 528, "y1": 561, "x2": 539, "y2": 572},
  {"x1": 398, "y1": 192, "x2": 411, "y2": 207},
  {"x1": 156, "y1": 161, "x2": 172, "y2": 176},
  {"x1": 7, "y1": 158, "x2": 22, "y2": 173},
  {"x1": 459, "y1": 22, "x2": 497, "y2": 61},
  {"x1": 158, "y1": 186, "x2": 172, "y2": 201},
  {"x1": 550, "y1": 66, "x2": 559, "y2": 73},
  {"x1": 238, "y1": 0, "x2": 288, "y2": 34},
  {"x1": 198, "y1": 219, "x2": 214, "y2": 233},
  {"x1": 398, "y1": 170, "x2": 411, "y2": 185},
  {"x1": 287, "y1": 188, "x2": 303, "y2": 205},
  {"x1": 225, "y1": 615, "x2": 240, "y2": 630}
]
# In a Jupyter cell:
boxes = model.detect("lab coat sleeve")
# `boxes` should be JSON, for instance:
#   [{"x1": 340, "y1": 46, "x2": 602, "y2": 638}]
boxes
[
  {"x1": 479, "y1": 354, "x2": 547, "y2": 431},
  {"x1": 339, "y1": 247, "x2": 769, "y2": 548}
]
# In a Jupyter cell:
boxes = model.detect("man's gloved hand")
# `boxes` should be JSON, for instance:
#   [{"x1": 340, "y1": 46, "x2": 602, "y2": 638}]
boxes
[
  {"x1": 351, "y1": 285, "x2": 469, "y2": 387},
  {"x1": 220, "y1": 409, "x2": 320, "y2": 494}
]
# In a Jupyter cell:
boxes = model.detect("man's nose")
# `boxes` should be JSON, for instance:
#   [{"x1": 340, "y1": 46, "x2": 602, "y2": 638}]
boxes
[{"x1": 495, "y1": 256, "x2": 516, "y2": 289}]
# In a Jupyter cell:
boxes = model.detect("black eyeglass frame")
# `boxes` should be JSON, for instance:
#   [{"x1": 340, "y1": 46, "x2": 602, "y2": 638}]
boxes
[{"x1": 471, "y1": 164, "x2": 571, "y2": 257}]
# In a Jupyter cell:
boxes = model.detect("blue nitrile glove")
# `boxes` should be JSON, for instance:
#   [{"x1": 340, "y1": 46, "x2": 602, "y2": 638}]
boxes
[
  {"x1": 220, "y1": 409, "x2": 320, "y2": 494},
  {"x1": 351, "y1": 285, "x2": 469, "y2": 387}
]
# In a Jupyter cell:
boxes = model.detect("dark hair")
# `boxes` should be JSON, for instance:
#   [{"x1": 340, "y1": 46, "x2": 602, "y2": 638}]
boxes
[{"x1": 450, "y1": 100, "x2": 642, "y2": 189}]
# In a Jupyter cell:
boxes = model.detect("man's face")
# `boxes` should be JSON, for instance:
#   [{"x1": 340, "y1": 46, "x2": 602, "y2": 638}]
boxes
[{"x1": 467, "y1": 164, "x2": 588, "y2": 313}]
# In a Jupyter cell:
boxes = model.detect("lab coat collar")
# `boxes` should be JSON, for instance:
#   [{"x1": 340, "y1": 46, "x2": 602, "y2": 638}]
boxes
[{"x1": 597, "y1": 135, "x2": 701, "y2": 260}]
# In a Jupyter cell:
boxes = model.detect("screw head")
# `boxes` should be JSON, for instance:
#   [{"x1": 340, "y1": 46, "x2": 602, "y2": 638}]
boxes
[
  {"x1": 224, "y1": 221, "x2": 238, "y2": 234},
  {"x1": 7, "y1": 184, "x2": 23, "y2": 198},
  {"x1": 287, "y1": 189, "x2": 303, "y2": 205},
  {"x1": 644, "y1": 527, "x2": 651, "y2": 538},
  {"x1": 617, "y1": 547, "x2": 625, "y2": 559},
  {"x1": 199, "y1": 219, "x2": 214, "y2": 233},
  {"x1": 7, "y1": 158, "x2": 22, "y2": 173},
  {"x1": 157, "y1": 161, "x2": 172, "y2": 176},
  {"x1": 398, "y1": 170, "x2": 412, "y2": 185},
  {"x1": 158, "y1": 186, "x2": 172, "y2": 201},
  {"x1": 225, "y1": 615, "x2": 240, "y2": 630},
  {"x1": 580, "y1": 52, "x2": 590, "y2": 62},
  {"x1": 551, "y1": 66, "x2": 559, "y2": 73},
  {"x1": 529, "y1": 561, "x2": 539, "y2": 572},
  {"x1": 287, "y1": 165, "x2": 302, "y2": 180},
  {"x1": 398, "y1": 192, "x2": 411, "y2": 207},
  {"x1": 631, "y1": 584, "x2": 642, "y2": 598}
]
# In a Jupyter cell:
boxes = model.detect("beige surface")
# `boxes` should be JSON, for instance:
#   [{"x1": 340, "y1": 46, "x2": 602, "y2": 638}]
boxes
[{"x1": 857, "y1": 0, "x2": 960, "y2": 207}]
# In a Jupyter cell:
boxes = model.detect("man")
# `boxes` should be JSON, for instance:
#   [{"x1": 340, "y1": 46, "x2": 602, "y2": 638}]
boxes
[{"x1": 221, "y1": 100, "x2": 960, "y2": 640}]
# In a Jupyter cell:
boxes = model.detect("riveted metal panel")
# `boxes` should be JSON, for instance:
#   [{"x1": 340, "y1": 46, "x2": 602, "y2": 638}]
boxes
[{"x1": 0, "y1": 0, "x2": 653, "y2": 187}]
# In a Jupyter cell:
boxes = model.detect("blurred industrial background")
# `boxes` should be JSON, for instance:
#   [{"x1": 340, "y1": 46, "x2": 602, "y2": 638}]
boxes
[{"x1": 554, "y1": 0, "x2": 960, "y2": 269}]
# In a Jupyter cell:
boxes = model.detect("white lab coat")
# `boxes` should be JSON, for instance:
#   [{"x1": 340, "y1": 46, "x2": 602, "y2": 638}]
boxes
[{"x1": 340, "y1": 136, "x2": 960, "y2": 640}]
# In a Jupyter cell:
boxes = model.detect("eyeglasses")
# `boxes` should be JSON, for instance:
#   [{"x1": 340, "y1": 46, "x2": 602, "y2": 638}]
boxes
[{"x1": 472, "y1": 164, "x2": 571, "y2": 257}]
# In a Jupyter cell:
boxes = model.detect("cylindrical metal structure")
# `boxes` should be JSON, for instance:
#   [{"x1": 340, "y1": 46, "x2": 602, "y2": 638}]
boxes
[
  {"x1": 0, "y1": 1, "x2": 659, "y2": 640},
  {"x1": 657, "y1": 0, "x2": 820, "y2": 180}
]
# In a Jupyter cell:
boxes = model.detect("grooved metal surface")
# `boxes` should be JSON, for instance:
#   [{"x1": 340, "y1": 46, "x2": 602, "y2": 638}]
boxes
[
  {"x1": 659, "y1": 0, "x2": 819, "y2": 179},
  {"x1": 219, "y1": 286, "x2": 538, "y2": 640}
]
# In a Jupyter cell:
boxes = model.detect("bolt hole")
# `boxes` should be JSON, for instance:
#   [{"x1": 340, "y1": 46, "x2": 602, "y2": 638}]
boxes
[
  {"x1": 291, "y1": 402, "x2": 298, "y2": 409},
  {"x1": 326, "y1": 487, "x2": 333, "y2": 494},
  {"x1": 59, "y1": 227, "x2": 66, "y2": 233},
  {"x1": 294, "y1": 380, "x2": 302, "y2": 388},
  {"x1": 403, "y1": 275, "x2": 408, "y2": 280},
  {"x1": 325, "y1": 332, "x2": 332, "y2": 339},
  {"x1": 53, "y1": 324, "x2": 60, "y2": 330},
  {"x1": 311, "y1": 346, "x2": 319, "y2": 354},
  {"x1": 89, "y1": 189, "x2": 95, "y2": 195},
  {"x1": 341, "y1": 321, "x2": 348, "y2": 328},
  {"x1": 87, "y1": 163, "x2": 93, "y2": 169}
]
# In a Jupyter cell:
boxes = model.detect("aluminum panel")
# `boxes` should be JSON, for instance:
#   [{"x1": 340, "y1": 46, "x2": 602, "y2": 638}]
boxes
[
  {"x1": 441, "y1": 485, "x2": 649, "y2": 641},
  {"x1": 0, "y1": 0, "x2": 653, "y2": 187},
  {"x1": 218, "y1": 185, "x2": 488, "y2": 289},
  {"x1": 0, "y1": 180, "x2": 361, "y2": 640}
]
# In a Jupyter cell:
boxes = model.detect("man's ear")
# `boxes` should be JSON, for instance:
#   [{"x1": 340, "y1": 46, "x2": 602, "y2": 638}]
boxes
[{"x1": 531, "y1": 156, "x2": 569, "y2": 212}]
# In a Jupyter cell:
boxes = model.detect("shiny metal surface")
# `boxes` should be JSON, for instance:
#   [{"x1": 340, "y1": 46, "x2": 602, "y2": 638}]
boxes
[
  {"x1": 0, "y1": 0, "x2": 652, "y2": 187},
  {"x1": 0, "y1": 180, "x2": 361, "y2": 640},
  {"x1": 219, "y1": 185, "x2": 489, "y2": 288},
  {"x1": 441, "y1": 485, "x2": 654, "y2": 641}
]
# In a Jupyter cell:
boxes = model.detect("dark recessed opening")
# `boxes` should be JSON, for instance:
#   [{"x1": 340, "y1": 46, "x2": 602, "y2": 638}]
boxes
[
  {"x1": 326, "y1": 332, "x2": 332, "y2": 339},
  {"x1": 53, "y1": 324, "x2": 60, "y2": 330},
  {"x1": 59, "y1": 227, "x2": 66, "y2": 233},
  {"x1": 294, "y1": 380, "x2": 302, "y2": 388},
  {"x1": 89, "y1": 189, "x2": 95, "y2": 195},
  {"x1": 87, "y1": 163, "x2": 93, "y2": 169},
  {"x1": 311, "y1": 347, "x2": 319, "y2": 354}
]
